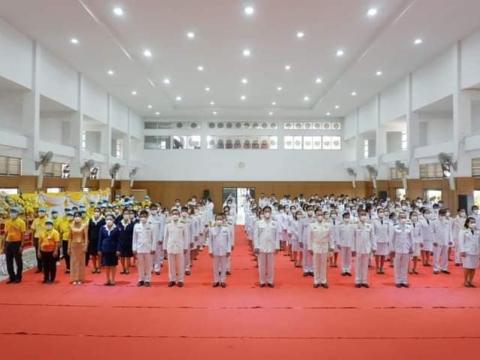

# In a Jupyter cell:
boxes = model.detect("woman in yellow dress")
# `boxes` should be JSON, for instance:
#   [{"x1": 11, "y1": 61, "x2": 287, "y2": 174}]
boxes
[{"x1": 68, "y1": 212, "x2": 89, "y2": 285}]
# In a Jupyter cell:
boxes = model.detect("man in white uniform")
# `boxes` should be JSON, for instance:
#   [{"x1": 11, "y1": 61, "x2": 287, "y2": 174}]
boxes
[
  {"x1": 389, "y1": 212, "x2": 413, "y2": 288},
  {"x1": 132, "y1": 210, "x2": 156, "y2": 287},
  {"x1": 352, "y1": 211, "x2": 376, "y2": 288},
  {"x1": 254, "y1": 206, "x2": 280, "y2": 287},
  {"x1": 164, "y1": 208, "x2": 189, "y2": 287},
  {"x1": 208, "y1": 214, "x2": 232, "y2": 288},
  {"x1": 149, "y1": 204, "x2": 165, "y2": 275},
  {"x1": 432, "y1": 208, "x2": 453, "y2": 274}
]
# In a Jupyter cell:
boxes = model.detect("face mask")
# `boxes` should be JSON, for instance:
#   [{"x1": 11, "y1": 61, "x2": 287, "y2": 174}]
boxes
[
  {"x1": 151, "y1": 210, "x2": 157, "y2": 215},
  {"x1": 106, "y1": 220, "x2": 114, "y2": 226},
  {"x1": 10, "y1": 213, "x2": 17, "y2": 219},
  {"x1": 215, "y1": 220, "x2": 223, "y2": 226},
  {"x1": 475, "y1": 210, "x2": 480, "y2": 215},
  {"x1": 459, "y1": 213, "x2": 466, "y2": 218},
  {"x1": 446, "y1": 212, "x2": 451, "y2": 218},
  {"x1": 470, "y1": 223, "x2": 476, "y2": 229},
  {"x1": 46, "y1": 225, "x2": 53, "y2": 231},
  {"x1": 140, "y1": 217, "x2": 147, "y2": 224},
  {"x1": 316, "y1": 216, "x2": 323, "y2": 221},
  {"x1": 344, "y1": 218, "x2": 350, "y2": 223},
  {"x1": 378, "y1": 213, "x2": 384, "y2": 218},
  {"x1": 411, "y1": 217, "x2": 418, "y2": 222},
  {"x1": 264, "y1": 212, "x2": 271, "y2": 219},
  {"x1": 172, "y1": 215, "x2": 179, "y2": 221},
  {"x1": 175, "y1": 203, "x2": 180, "y2": 206},
  {"x1": 39, "y1": 212, "x2": 45, "y2": 217},
  {"x1": 181, "y1": 212, "x2": 188, "y2": 217},
  {"x1": 74, "y1": 217, "x2": 82, "y2": 223},
  {"x1": 94, "y1": 212, "x2": 100, "y2": 218},
  {"x1": 307, "y1": 211, "x2": 314, "y2": 216},
  {"x1": 279, "y1": 209, "x2": 285, "y2": 213},
  {"x1": 400, "y1": 219, "x2": 407, "y2": 224},
  {"x1": 360, "y1": 216, "x2": 367, "y2": 222}
]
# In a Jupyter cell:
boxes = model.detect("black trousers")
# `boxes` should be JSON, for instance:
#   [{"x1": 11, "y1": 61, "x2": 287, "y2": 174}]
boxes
[
  {"x1": 62, "y1": 240, "x2": 70, "y2": 270},
  {"x1": 33, "y1": 237, "x2": 42, "y2": 271},
  {"x1": 40, "y1": 251, "x2": 57, "y2": 282},
  {"x1": 5, "y1": 242, "x2": 23, "y2": 282}
]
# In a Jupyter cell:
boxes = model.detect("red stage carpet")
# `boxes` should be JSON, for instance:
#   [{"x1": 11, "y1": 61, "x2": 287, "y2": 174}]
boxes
[{"x1": 1, "y1": 226, "x2": 480, "y2": 360}]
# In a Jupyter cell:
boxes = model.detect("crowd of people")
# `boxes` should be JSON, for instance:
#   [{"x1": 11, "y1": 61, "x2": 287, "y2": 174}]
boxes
[{"x1": 1, "y1": 193, "x2": 479, "y2": 289}]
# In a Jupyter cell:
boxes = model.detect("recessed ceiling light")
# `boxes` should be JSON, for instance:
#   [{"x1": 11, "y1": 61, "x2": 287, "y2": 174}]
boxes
[
  {"x1": 243, "y1": 48, "x2": 252, "y2": 57},
  {"x1": 147, "y1": 104, "x2": 153, "y2": 109},
  {"x1": 240, "y1": 95, "x2": 247, "y2": 101},
  {"x1": 272, "y1": 101, "x2": 277, "y2": 106},
  {"x1": 163, "y1": 78, "x2": 171, "y2": 85},
  {"x1": 113, "y1": 7, "x2": 124, "y2": 16},
  {"x1": 143, "y1": 49, "x2": 152, "y2": 58},
  {"x1": 176, "y1": 96, "x2": 182, "y2": 101},
  {"x1": 244, "y1": 5, "x2": 255, "y2": 16},
  {"x1": 367, "y1": 8, "x2": 378, "y2": 17},
  {"x1": 315, "y1": 77, "x2": 322, "y2": 84},
  {"x1": 213, "y1": 111, "x2": 218, "y2": 116},
  {"x1": 241, "y1": 78, "x2": 248, "y2": 84},
  {"x1": 303, "y1": 96, "x2": 310, "y2": 102},
  {"x1": 155, "y1": 111, "x2": 160, "y2": 116},
  {"x1": 210, "y1": 101, "x2": 215, "y2": 106},
  {"x1": 414, "y1": 38, "x2": 423, "y2": 45},
  {"x1": 131, "y1": 90, "x2": 137, "y2": 95},
  {"x1": 335, "y1": 105, "x2": 340, "y2": 109},
  {"x1": 376, "y1": 70, "x2": 383, "y2": 76},
  {"x1": 336, "y1": 49, "x2": 345, "y2": 57},
  {"x1": 326, "y1": 112, "x2": 331, "y2": 116},
  {"x1": 285, "y1": 65, "x2": 291, "y2": 71},
  {"x1": 197, "y1": 65, "x2": 204, "y2": 71},
  {"x1": 186, "y1": 31, "x2": 195, "y2": 39},
  {"x1": 107, "y1": 69, "x2": 115, "y2": 76},
  {"x1": 277, "y1": 86, "x2": 283, "y2": 92},
  {"x1": 205, "y1": 87, "x2": 211, "y2": 92},
  {"x1": 351, "y1": 91, "x2": 357, "y2": 96},
  {"x1": 269, "y1": 111, "x2": 274, "y2": 116},
  {"x1": 70, "y1": 38, "x2": 79, "y2": 45},
  {"x1": 296, "y1": 31, "x2": 305, "y2": 39}
]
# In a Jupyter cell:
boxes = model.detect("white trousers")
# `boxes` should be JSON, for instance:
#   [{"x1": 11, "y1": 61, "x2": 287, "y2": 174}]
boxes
[
  {"x1": 137, "y1": 253, "x2": 153, "y2": 282},
  {"x1": 185, "y1": 246, "x2": 191, "y2": 271},
  {"x1": 153, "y1": 242, "x2": 164, "y2": 271},
  {"x1": 433, "y1": 245, "x2": 449, "y2": 272},
  {"x1": 258, "y1": 252, "x2": 275, "y2": 285},
  {"x1": 168, "y1": 253, "x2": 185, "y2": 283},
  {"x1": 394, "y1": 253, "x2": 409, "y2": 285},
  {"x1": 340, "y1": 246, "x2": 352, "y2": 273},
  {"x1": 355, "y1": 253, "x2": 370, "y2": 284},
  {"x1": 313, "y1": 252, "x2": 329, "y2": 285},
  {"x1": 213, "y1": 255, "x2": 228, "y2": 283},
  {"x1": 454, "y1": 239, "x2": 462, "y2": 264},
  {"x1": 302, "y1": 243, "x2": 313, "y2": 272}
]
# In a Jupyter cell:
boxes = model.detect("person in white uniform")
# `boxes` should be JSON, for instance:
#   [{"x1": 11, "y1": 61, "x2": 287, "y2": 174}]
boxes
[
  {"x1": 132, "y1": 210, "x2": 156, "y2": 287},
  {"x1": 409, "y1": 212, "x2": 423, "y2": 275},
  {"x1": 307, "y1": 209, "x2": 335, "y2": 288},
  {"x1": 390, "y1": 213, "x2": 414, "y2": 288},
  {"x1": 299, "y1": 205, "x2": 315, "y2": 276},
  {"x1": 432, "y1": 209, "x2": 453, "y2": 275},
  {"x1": 149, "y1": 203, "x2": 165, "y2": 275},
  {"x1": 459, "y1": 217, "x2": 480, "y2": 287},
  {"x1": 208, "y1": 214, "x2": 232, "y2": 288},
  {"x1": 164, "y1": 208, "x2": 189, "y2": 287},
  {"x1": 453, "y1": 209, "x2": 467, "y2": 266},
  {"x1": 373, "y1": 208, "x2": 389, "y2": 274},
  {"x1": 337, "y1": 212, "x2": 355, "y2": 276},
  {"x1": 420, "y1": 208, "x2": 435, "y2": 267},
  {"x1": 352, "y1": 211, "x2": 376, "y2": 288},
  {"x1": 253, "y1": 206, "x2": 280, "y2": 287}
]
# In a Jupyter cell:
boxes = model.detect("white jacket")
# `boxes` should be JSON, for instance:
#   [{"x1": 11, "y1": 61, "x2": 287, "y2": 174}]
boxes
[
  {"x1": 208, "y1": 225, "x2": 232, "y2": 256},
  {"x1": 459, "y1": 229, "x2": 480, "y2": 255},
  {"x1": 254, "y1": 219, "x2": 280, "y2": 253},
  {"x1": 389, "y1": 224, "x2": 413, "y2": 254},
  {"x1": 132, "y1": 223, "x2": 156, "y2": 253},
  {"x1": 164, "y1": 221, "x2": 189, "y2": 254},
  {"x1": 307, "y1": 221, "x2": 334, "y2": 254},
  {"x1": 353, "y1": 223, "x2": 376, "y2": 254}
]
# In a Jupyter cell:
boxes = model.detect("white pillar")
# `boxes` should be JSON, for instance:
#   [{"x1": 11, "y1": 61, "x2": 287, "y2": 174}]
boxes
[
  {"x1": 68, "y1": 73, "x2": 84, "y2": 178},
  {"x1": 406, "y1": 74, "x2": 420, "y2": 179}
]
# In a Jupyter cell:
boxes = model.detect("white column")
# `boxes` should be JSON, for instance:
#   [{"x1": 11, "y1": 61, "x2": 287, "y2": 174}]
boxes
[
  {"x1": 406, "y1": 74, "x2": 420, "y2": 179},
  {"x1": 100, "y1": 94, "x2": 113, "y2": 179},
  {"x1": 375, "y1": 94, "x2": 388, "y2": 179},
  {"x1": 68, "y1": 73, "x2": 84, "y2": 178}
]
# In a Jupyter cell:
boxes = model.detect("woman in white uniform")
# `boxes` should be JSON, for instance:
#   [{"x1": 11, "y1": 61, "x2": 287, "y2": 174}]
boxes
[
  {"x1": 409, "y1": 212, "x2": 423, "y2": 275},
  {"x1": 459, "y1": 217, "x2": 480, "y2": 288}
]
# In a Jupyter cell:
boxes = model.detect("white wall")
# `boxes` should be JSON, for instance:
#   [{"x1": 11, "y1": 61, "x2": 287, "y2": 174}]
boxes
[
  {"x1": 39, "y1": 112, "x2": 73, "y2": 146},
  {"x1": 417, "y1": 115, "x2": 452, "y2": 146},
  {"x1": 0, "y1": 18, "x2": 32, "y2": 89},
  {"x1": 358, "y1": 98, "x2": 378, "y2": 134},
  {"x1": 343, "y1": 112, "x2": 357, "y2": 140},
  {"x1": 380, "y1": 79, "x2": 407, "y2": 123},
  {"x1": 83, "y1": 78, "x2": 108, "y2": 123},
  {"x1": 129, "y1": 111, "x2": 143, "y2": 140},
  {"x1": 461, "y1": 30, "x2": 480, "y2": 89},
  {"x1": 472, "y1": 100, "x2": 480, "y2": 134},
  {"x1": 0, "y1": 90, "x2": 25, "y2": 134}
]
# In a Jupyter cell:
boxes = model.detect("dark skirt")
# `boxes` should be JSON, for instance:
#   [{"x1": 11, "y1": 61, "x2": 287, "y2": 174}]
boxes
[
  {"x1": 119, "y1": 239, "x2": 133, "y2": 258},
  {"x1": 88, "y1": 238, "x2": 99, "y2": 255},
  {"x1": 101, "y1": 252, "x2": 118, "y2": 267}
]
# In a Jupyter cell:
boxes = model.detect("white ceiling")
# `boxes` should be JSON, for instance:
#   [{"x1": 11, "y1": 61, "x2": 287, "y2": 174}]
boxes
[{"x1": 0, "y1": 0, "x2": 480, "y2": 120}]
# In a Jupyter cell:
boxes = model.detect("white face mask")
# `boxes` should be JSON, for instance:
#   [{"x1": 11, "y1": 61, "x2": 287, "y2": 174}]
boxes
[
  {"x1": 215, "y1": 220, "x2": 223, "y2": 226},
  {"x1": 360, "y1": 216, "x2": 367, "y2": 222},
  {"x1": 140, "y1": 217, "x2": 147, "y2": 224},
  {"x1": 316, "y1": 215, "x2": 323, "y2": 222},
  {"x1": 307, "y1": 211, "x2": 314, "y2": 216},
  {"x1": 264, "y1": 212, "x2": 271, "y2": 219},
  {"x1": 378, "y1": 213, "x2": 384, "y2": 218},
  {"x1": 172, "y1": 215, "x2": 179, "y2": 221},
  {"x1": 74, "y1": 217, "x2": 82, "y2": 223},
  {"x1": 470, "y1": 223, "x2": 476, "y2": 229},
  {"x1": 151, "y1": 210, "x2": 158, "y2": 215},
  {"x1": 106, "y1": 220, "x2": 114, "y2": 226},
  {"x1": 344, "y1": 218, "x2": 350, "y2": 223},
  {"x1": 399, "y1": 218, "x2": 407, "y2": 224},
  {"x1": 459, "y1": 213, "x2": 466, "y2": 218},
  {"x1": 181, "y1": 212, "x2": 188, "y2": 217}
]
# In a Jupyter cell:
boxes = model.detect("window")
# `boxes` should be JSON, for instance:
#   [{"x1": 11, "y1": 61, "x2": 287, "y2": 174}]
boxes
[
  {"x1": 0, "y1": 188, "x2": 19, "y2": 195},
  {"x1": 115, "y1": 138, "x2": 124, "y2": 159},
  {"x1": 390, "y1": 167, "x2": 402, "y2": 180},
  {"x1": 472, "y1": 158, "x2": 480, "y2": 177},
  {"x1": 44, "y1": 162, "x2": 64, "y2": 177},
  {"x1": 419, "y1": 163, "x2": 443, "y2": 179},
  {"x1": 207, "y1": 136, "x2": 277, "y2": 150},
  {"x1": 303, "y1": 136, "x2": 313, "y2": 150},
  {"x1": 396, "y1": 188, "x2": 406, "y2": 200},
  {"x1": 46, "y1": 187, "x2": 63, "y2": 194},
  {"x1": 425, "y1": 189, "x2": 442, "y2": 203},
  {"x1": 0, "y1": 156, "x2": 22, "y2": 176},
  {"x1": 83, "y1": 187, "x2": 90, "y2": 193},
  {"x1": 474, "y1": 191, "x2": 480, "y2": 207},
  {"x1": 363, "y1": 139, "x2": 369, "y2": 159},
  {"x1": 81, "y1": 131, "x2": 87, "y2": 149},
  {"x1": 401, "y1": 131, "x2": 408, "y2": 151}
]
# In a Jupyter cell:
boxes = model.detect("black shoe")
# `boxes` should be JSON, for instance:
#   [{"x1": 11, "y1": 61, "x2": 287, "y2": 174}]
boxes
[
  {"x1": 137, "y1": 281, "x2": 144, "y2": 287},
  {"x1": 168, "y1": 281, "x2": 176, "y2": 287},
  {"x1": 177, "y1": 282, "x2": 184, "y2": 288},
  {"x1": 362, "y1": 283, "x2": 369, "y2": 288},
  {"x1": 303, "y1": 272, "x2": 309, "y2": 277},
  {"x1": 267, "y1": 283, "x2": 274, "y2": 288},
  {"x1": 213, "y1": 282, "x2": 220, "y2": 287},
  {"x1": 226, "y1": 271, "x2": 232, "y2": 276},
  {"x1": 396, "y1": 284, "x2": 402, "y2": 288},
  {"x1": 433, "y1": 271, "x2": 440, "y2": 275},
  {"x1": 321, "y1": 283, "x2": 329, "y2": 289},
  {"x1": 15, "y1": 279, "x2": 22, "y2": 283},
  {"x1": 313, "y1": 283, "x2": 320, "y2": 288},
  {"x1": 309, "y1": 272, "x2": 314, "y2": 277},
  {"x1": 402, "y1": 283, "x2": 410, "y2": 288},
  {"x1": 144, "y1": 282, "x2": 151, "y2": 287},
  {"x1": 185, "y1": 270, "x2": 191, "y2": 276},
  {"x1": 6, "y1": 279, "x2": 16, "y2": 284},
  {"x1": 259, "y1": 283, "x2": 266, "y2": 288},
  {"x1": 355, "y1": 284, "x2": 362, "y2": 288},
  {"x1": 341, "y1": 272, "x2": 346, "y2": 276},
  {"x1": 346, "y1": 272, "x2": 352, "y2": 277},
  {"x1": 155, "y1": 271, "x2": 161, "y2": 275},
  {"x1": 441, "y1": 270, "x2": 450, "y2": 275},
  {"x1": 220, "y1": 282, "x2": 227, "y2": 288},
  {"x1": 35, "y1": 269, "x2": 42, "y2": 273}
]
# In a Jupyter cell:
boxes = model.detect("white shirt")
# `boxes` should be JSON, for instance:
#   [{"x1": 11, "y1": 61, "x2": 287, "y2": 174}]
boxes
[
  {"x1": 208, "y1": 225, "x2": 232, "y2": 256},
  {"x1": 164, "y1": 221, "x2": 189, "y2": 254},
  {"x1": 132, "y1": 222, "x2": 156, "y2": 253},
  {"x1": 254, "y1": 219, "x2": 280, "y2": 253},
  {"x1": 307, "y1": 221, "x2": 334, "y2": 254}
]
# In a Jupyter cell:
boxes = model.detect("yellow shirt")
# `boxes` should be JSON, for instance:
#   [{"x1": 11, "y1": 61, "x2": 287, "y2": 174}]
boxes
[
  {"x1": 58, "y1": 219, "x2": 72, "y2": 241},
  {"x1": 39, "y1": 229, "x2": 60, "y2": 252},
  {"x1": 5, "y1": 218, "x2": 26, "y2": 242},
  {"x1": 31, "y1": 217, "x2": 47, "y2": 238},
  {"x1": 53, "y1": 217, "x2": 63, "y2": 232}
]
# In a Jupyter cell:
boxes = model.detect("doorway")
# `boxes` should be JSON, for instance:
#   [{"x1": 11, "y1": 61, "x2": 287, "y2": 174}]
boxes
[{"x1": 222, "y1": 187, "x2": 256, "y2": 225}]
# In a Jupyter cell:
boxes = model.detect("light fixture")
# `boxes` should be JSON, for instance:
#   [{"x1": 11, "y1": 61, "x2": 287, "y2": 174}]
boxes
[
  {"x1": 113, "y1": 7, "x2": 124, "y2": 16},
  {"x1": 277, "y1": 86, "x2": 283, "y2": 91},
  {"x1": 143, "y1": 49, "x2": 152, "y2": 58},
  {"x1": 147, "y1": 104, "x2": 153, "y2": 109},
  {"x1": 163, "y1": 78, "x2": 171, "y2": 85},
  {"x1": 326, "y1": 112, "x2": 331, "y2": 116},
  {"x1": 186, "y1": 31, "x2": 195, "y2": 39},
  {"x1": 285, "y1": 64, "x2": 291, "y2": 71},
  {"x1": 197, "y1": 65, "x2": 204, "y2": 71},
  {"x1": 155, "y1": 111, "x2": 160, "y2": 116},
  {"x1": 272, "y1": 101, "x2": 277, "y2": 106},
  {"x1": 335, "y1": 105, "x2": 340, "y2": 109},
  {"x1": 107, "y1": 69, "x2": 115, "y2": 76},
  {"x1": 303, "y1": 96, "x2": 310, "y2": 102},
  {"x1": 296, "y1": 31, "x2": 305, "y2": 39},
  {"x1": 70, "y1": 38, "x2": 79, "y2": 45},
  {"x1": 205, "y1": 87, "x2": 211, "y2": 92},
  {"x1": 240, "y1": 95, "x2": 247, "y2": 101},
  {"x1": 336, "y1": 49, "x2": 345, "y2": 57},
  {"x1": 269, "y1": 111, "x2": 274, "y2": 116},
  {"x1": 131, "y1": 90, "x2": 137, "y2": 96},
  {"x1": 244, "y1": 5, "x2": 255, "y2": 16},
  {"x1": 243, "y1": 48, "x2": 251, "y2": 57},
  {"x1": 376, "y1": 70, "x2": 383, "y2": 76},
  {"x1": 241, "y1": 78, "x2": 248, "y2": 84},
  {"x1": 175, "y1": 96, "x2": 182, "y2": 101},
  {"x1": 315, "y1": 77, "x2": 322, "y2": 84},
  {"x1": 414, "y1": 38, "x2": 423, "y2": 45},
  {"x1": 367, "y1": 8, "x2": 378, "y2": 17},
  {"x1": 213, "y1": 111, "x2": 218, "y2": 116},
  {"x1": 351, "y1": 91, "x2": 357, "y2": 96},
  {"x1": 210, "y1": 101, "x2": 215, "y2": 106}
]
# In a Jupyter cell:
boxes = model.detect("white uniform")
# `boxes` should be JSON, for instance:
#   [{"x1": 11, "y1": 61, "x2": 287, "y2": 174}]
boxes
[
  {"x1": 373, "y1": 218, "x2": 390, "y2": 256},
  {"x1": 132, "y1": 222, "x2": 156, "y2": 283},
  {"x1": 164, "y1": 220, "x2": 189, "y2": 283},
  {"x1": 208, "y1": 225, "x2": 232, "y2": 284},
  {"x1": 458, "y1": 228, "x2": 480, "y2": 269},
  {"x1": 300, "y1": 216, "x2": 315, "y2": 274},
  {"x1": 420, "y1": 218, "x2": 435, "y2": 252},
  {"x1": 452, "y1": 216, "x2": 465, "y2": 264},
  {"x1": 149, "y1": 213, "x2": 165, "y2": 272},
  {"x1": 337, "y1": 222, "x2": 355, "y2": 273},
  {"x1": 411, "y1": 222, "x2": 423, "y2": 257},
  {"x1": 307, "y1": 221, "x2": 335, "y2": 285},
  {"x1": 353, "y1": 222, "x2": 376, "y2": 285},
  {"x1": 254, "y1": 219, "x2": 280, "y2": 285},
  {"x1": 432, "y1": 218, "x2": 453, "y2": 272},
  {"x1": 390, "y1": 224, "x2": 413, "y2": 285}
]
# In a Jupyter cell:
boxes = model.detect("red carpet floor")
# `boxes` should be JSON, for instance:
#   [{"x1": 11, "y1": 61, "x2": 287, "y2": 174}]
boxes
[{"x1": 1, "y1": 226, "x2": 480, "y2": 360}]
